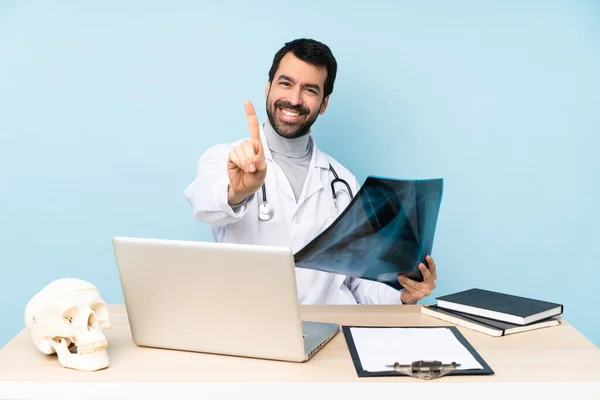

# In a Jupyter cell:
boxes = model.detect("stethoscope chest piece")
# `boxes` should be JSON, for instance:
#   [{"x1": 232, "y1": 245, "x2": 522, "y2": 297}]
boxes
[{"x1": 258, "y1": 202, "x2": 274, "y2": 221}]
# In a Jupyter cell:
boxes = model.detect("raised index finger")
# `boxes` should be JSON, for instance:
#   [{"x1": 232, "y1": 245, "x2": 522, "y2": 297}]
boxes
[{"x1": 244, "y1": 100, "x2": 261, "y2": 147}]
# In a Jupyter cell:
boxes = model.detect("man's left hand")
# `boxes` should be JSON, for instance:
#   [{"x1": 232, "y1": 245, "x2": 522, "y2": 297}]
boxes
[{"x1": 399, "y1": 255, "x2": 437, "y2": 304}]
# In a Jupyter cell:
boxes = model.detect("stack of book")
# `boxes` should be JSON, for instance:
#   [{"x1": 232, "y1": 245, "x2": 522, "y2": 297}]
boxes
[{"x1": 421, "y1": 288, "x2": 564, "y2": 337}]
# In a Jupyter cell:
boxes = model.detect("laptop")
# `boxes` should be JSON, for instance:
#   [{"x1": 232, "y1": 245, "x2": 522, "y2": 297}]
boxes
[{"x1": 112, "y1": 236, "x2": 339, "y2": 362}]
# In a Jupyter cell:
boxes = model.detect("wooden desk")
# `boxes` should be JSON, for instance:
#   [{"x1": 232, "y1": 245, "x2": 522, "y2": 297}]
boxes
[{"x1": 1, "y1": 304, "x2": 599, "y2": 399}]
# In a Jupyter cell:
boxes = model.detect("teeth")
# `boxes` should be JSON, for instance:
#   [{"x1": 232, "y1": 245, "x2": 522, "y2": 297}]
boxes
[
  {"x1": 76, "y1": 340, "x2": 108, "y2": 355},
  {"x1": 281, "y1": 109, "x2": 299, "y2": 117}
]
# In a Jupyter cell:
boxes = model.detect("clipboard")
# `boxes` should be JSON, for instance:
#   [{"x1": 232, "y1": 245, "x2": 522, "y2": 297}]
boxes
[{"x1": 342, "y1": 325, "x2": 494, "y2": 378}]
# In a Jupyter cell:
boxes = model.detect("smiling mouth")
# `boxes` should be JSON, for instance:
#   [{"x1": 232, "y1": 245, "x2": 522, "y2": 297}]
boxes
[{"x1": 277, "y1": 107, "x2": 305, "y2": 123}]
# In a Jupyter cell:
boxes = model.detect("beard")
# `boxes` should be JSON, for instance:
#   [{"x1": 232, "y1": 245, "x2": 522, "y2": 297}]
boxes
[{"x1": 266, "y1": 98, "x2": 320, "y2": 139}]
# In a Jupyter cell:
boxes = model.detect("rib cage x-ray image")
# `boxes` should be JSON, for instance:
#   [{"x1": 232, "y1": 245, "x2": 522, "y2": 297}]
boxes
[{"x1": 294, "y1": 177, "x2": 443, "y2": 290}]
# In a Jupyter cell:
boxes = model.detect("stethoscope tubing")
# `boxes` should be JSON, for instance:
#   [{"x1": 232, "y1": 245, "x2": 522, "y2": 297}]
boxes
[{"x1": 258, "y1": 164, "x2": 353, "y2": 221}]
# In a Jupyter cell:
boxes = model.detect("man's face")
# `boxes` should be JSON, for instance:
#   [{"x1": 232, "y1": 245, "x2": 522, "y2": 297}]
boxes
[{"x1": 265, "y1": 52, "x2": 330, "y2": 138}]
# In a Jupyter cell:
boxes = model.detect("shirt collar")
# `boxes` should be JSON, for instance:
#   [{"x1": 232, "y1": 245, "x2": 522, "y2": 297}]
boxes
[{"x1": 260, "y1": 122, "x2": 329, "y2": 169}]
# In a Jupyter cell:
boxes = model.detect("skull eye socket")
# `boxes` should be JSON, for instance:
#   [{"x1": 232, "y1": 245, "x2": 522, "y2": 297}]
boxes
[
  {"x1": 88, "y1": 312, "x2": 98, "y2": 330},
  {"x1": 61, "y1": 304, "x2": 106, "y2": 329}
]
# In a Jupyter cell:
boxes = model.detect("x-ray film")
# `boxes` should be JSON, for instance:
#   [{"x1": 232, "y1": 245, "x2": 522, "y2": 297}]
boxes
[{"x1": 294, "y1": 177, "x2": 443, "y2": 290}]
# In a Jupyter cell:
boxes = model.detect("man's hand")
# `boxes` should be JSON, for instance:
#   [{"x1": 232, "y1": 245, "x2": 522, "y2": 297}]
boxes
[
  {"x1": 399, "y1": 255, "x2": 437, "y2": 304},
  {"x1": 227, "y1": 101, "x2": 267, "y2": 205}
]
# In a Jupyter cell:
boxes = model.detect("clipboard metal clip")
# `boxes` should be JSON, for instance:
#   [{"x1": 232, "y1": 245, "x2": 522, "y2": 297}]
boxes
[{"x1": 386, "y1": 360, "x2": 460, "y2": 380}]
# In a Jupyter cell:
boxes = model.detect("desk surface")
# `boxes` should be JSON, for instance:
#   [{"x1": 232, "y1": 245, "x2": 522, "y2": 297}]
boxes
[{"x1": 1, "y1": 304, "x2": 599, "y2": 384}]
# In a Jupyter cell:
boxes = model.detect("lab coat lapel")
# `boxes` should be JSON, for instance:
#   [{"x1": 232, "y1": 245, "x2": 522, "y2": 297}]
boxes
[
  {"x1": 294, "y1": 138, "x2": 329, "y2": 212},
  {"x1": 275, "y1": 166, "x2": 296, "y2": 201}
]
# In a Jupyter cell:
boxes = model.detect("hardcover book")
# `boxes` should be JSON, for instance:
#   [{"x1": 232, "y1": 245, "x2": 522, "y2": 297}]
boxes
[
  {"x1": 435, "y1": 288, "x2": 563, "y2": 325},
  {"x1": 422, "y1": 304, "x2": 561, "y2": 337}
]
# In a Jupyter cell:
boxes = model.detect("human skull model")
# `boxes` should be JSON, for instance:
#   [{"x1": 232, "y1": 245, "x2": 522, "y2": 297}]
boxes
[{"x1": 24, "y1": 278, "x2": 112, "y2": 371}]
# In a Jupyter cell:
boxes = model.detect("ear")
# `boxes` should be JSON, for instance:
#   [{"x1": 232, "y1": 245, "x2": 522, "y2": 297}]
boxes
[
  {"x1": 319, "y1": 95, "x2": 330, "y2": 115},
  {"x1": 265, "y1": 82, "x2": 271, "y2": 99}
]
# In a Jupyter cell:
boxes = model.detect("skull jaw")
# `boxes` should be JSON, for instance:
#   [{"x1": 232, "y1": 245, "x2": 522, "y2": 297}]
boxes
[{"x1": 52, "y1": 339, "x2": 109, "y2": 372}]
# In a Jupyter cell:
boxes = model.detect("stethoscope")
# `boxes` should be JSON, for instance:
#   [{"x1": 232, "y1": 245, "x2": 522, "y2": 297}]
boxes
[{"x1": 258, "y1": 163, "x2": 354, "y2": 221}]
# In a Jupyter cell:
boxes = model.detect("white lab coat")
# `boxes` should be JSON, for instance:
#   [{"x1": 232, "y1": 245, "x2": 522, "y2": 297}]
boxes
[{"x1": 184, "y1": 123, "x2": 404, "y2": 305}]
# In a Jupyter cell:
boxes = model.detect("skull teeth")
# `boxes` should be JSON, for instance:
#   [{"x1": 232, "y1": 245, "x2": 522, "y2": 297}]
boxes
[{"x1": 76, "y1": 340, "x2": 108, "y2": 355}]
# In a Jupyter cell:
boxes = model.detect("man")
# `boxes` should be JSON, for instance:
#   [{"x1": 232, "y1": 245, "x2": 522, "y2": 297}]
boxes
[{"x1": 184, "y1": 38, "x2": 437, "y2": 305}]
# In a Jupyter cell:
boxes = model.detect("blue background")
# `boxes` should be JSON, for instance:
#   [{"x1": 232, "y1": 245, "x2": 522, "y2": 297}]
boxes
[{"x1": 1, "y1": 1, "x2": 599, "y2": 348}]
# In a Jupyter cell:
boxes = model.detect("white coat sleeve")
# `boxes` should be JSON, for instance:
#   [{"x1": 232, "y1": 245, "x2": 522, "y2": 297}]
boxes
[
  {"x1": 342, "y1": 174, "x2": 406, "y2": 305},
  {"x1": 183, "y1": 143, "x2": 255, "y2": 227}
]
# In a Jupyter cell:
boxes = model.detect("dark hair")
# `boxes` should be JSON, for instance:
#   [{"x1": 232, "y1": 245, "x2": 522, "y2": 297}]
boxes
[{"x1": 268, "y1": 38, "x2": 337, "y2": 98}]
